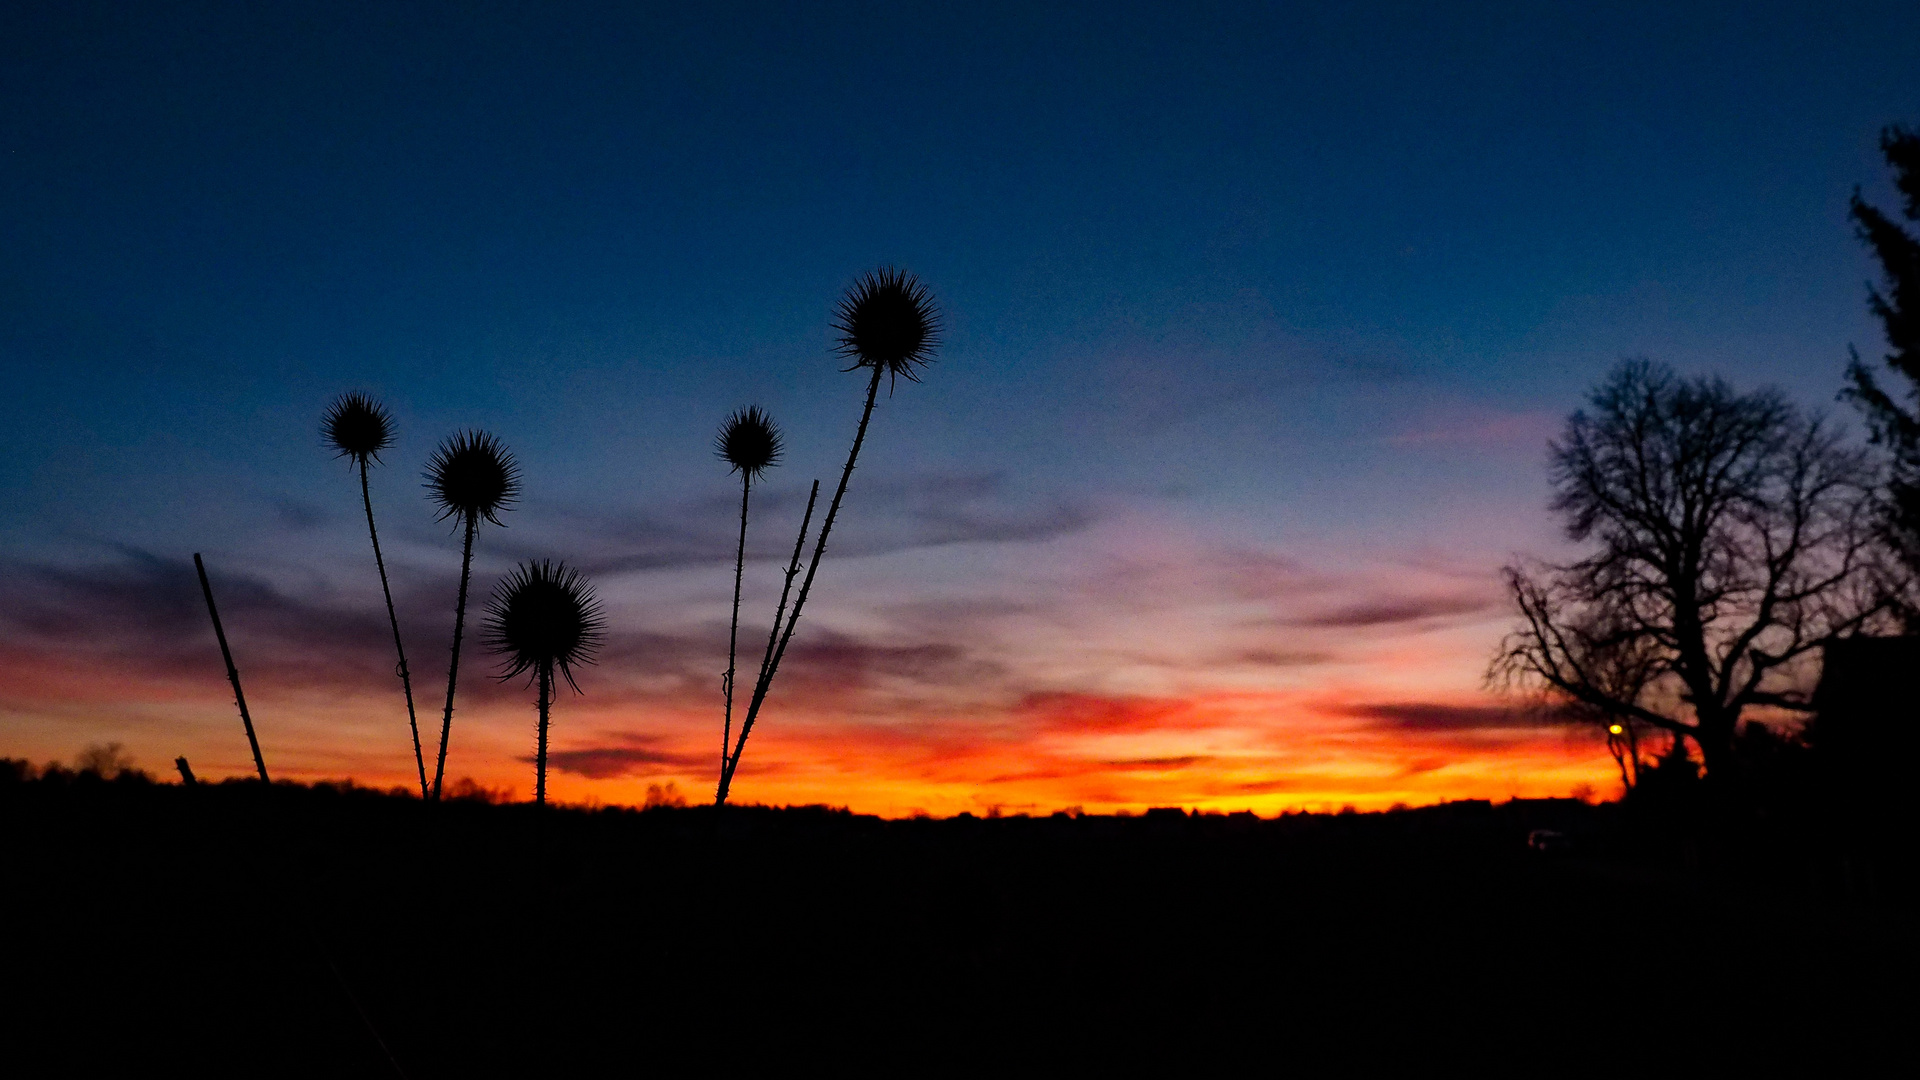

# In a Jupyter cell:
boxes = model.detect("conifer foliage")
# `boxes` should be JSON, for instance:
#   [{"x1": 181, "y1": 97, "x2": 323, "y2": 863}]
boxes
[{"x1": 1843, "y1": 125, "x2": 1920, "y2": 591}]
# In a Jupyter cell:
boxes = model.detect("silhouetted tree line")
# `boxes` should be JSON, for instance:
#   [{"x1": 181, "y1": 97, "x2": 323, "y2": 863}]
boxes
[
  {"x1": 1, "y1": 761, "x2": 1908, "y2": 1072},
  {"x1": 1492, "y1": 127, "x2": 1920, "y2": 877}
]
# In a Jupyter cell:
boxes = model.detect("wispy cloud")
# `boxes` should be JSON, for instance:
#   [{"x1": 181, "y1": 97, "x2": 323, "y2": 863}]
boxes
[
  {"x1": 0, "y1": 524, "x2": 1610, "y2": 812},
  {"x1": 1230, "y1": 648, "x2": 1335, "y2": 668},
  {"x1": 1335, "y1": 700, "x2": 1567, "y2": 732},
  {"x1": 1386, "y1": 408, "x2": 1557, "y2": 448},
  {"x1": 1013, "y1": 691, "x2": 1213, "y2": 735},
  {"x1": 0, "y1": 548, "x2": 397, "y2": 690},
  {"x1": 1285, "y1": 593, "x2": 1497, "y2": 629},
  {"x1": 499, "y1": 470, "x2": 1099, "y2": 577},
  {"x1": 540, "y1": 736, "x2": 711, "y2": 780}
]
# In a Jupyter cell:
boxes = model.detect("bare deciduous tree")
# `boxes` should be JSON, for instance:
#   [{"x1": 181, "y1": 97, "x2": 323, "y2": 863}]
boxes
[
  {"x1": 1541, "y1": 603, "x2": 1666, "y2": 793},
  {"x1": 1492, "y1": 360, "x2": 1897, "y2": 781}
]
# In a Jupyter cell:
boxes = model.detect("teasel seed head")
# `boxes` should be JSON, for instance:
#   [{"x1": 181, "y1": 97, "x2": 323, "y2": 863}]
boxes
[
  {"x1": 715, "y1": 405, "x2": 785, "y2": 482},
  {"x1": 424, "y1": 430, "x2": 521, "y2": 526},
  {"x1": 322, "y1": 392, "x2": 395, "y2": 467},
  {"x1": 484, "y1": 559, "x2": 606, "y2": 691},
  {"x1": 832, "y1": 267, "x2": 942, "y2": 388}
]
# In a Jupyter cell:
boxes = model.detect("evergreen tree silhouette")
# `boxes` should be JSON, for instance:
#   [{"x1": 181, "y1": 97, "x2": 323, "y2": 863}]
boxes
[{"x1": 1842, "y1": 124, "x2": 1920, "y2": 591}]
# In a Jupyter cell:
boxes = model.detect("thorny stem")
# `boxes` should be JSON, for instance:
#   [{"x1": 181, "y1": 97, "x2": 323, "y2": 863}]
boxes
[
  {"x1": 362, "y1": 461, "x2": 429, "y2": 800},
  {"x1": 718, "y1": 365, "x2": 883, "y2": 802},
  {"x1": 432, "y1": 513, "x2": 477, "y2": 801},
  {"x1": 536, "y1": 662, "x2": 551, "y2": 808},
  {"x1": 715, "y1": 480, "x2": 818, "y2": 804},
  {"x1": 721, "y1": 475, "x2": 752, "y2": 781},
  {"x1": 194, "y1": 552, "x2": 270, "y2": 783}
]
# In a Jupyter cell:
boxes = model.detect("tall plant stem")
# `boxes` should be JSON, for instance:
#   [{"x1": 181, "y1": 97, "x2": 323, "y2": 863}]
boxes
[
  {"x1": 194, "y1": 552, "x2": 269, "y2": 782},
  {"x1": 716, "y1": 480, "x2": 818, "y2": 804},
  {"x1": 718, "y1": 366, "x2": 882, "y2": 802},
  {"x1": 432, "y1": 513, "x2": 477, "y2": 801},
  {"x1": 362, "y1": 461, "x2": 429, "y2": 800},
  {"x1": 721, "y1": 475, "x2": 752, "y2": 781},
  {"x1": 535, "y1": 662, "x2": 551, "y2": 808}
]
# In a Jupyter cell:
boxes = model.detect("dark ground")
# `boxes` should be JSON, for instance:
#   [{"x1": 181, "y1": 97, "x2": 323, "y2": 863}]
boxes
[{"x1": 1, "y1": 769, "x2": 1910, "y2": 1075}]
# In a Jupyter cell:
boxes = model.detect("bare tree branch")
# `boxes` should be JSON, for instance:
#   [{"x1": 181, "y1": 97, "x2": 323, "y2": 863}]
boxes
[{"x1": 1489, "y1": 360, "x2": 1900, "y2": 778}]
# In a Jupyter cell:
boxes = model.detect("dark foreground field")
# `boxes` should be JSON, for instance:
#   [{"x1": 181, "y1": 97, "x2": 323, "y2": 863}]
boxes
[{"x1": 2, "y1": 770, "x2": 1911, "y2": 1075}]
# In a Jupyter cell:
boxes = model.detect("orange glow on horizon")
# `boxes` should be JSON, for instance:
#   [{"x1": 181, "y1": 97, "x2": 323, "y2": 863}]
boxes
[
  {"x1": 0, "y1": 520, "x2": 1618, "y2": 816},
  {"x1": 0, "y1": 642, "x2": 1617, "y2": 816}
]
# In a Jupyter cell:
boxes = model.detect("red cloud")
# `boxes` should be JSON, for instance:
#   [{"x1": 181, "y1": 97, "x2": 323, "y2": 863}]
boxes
[{"x1": 1012, "y1": 692, "x2": 1205, "y2": 734}]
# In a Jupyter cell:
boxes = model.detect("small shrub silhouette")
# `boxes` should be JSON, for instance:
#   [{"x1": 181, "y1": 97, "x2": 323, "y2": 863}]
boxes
[
  {"x1": 444, "y1": 776, "x2": 515, "y2": 804},
  {"x1": 483, "y1": 559, "x2": 604, "y2": 806},
  {"x1": 74, "y1": 742, "x2": 137, "y2": 779},
  {"x1": 713, "y1": 406, "x2": 784, "y2": 782},
  {"x1": 425, "y1": 430, "x2": 520, "y2": 800},
  {"x1": 716, "y1": 268, "x2": 941, "y2": 804},
  {"x1": 644, "y1": 781, "x2": 688, "y2": 808},
  {"x1": 323, "y1": 392, "x2": 430, "y2": 798}
]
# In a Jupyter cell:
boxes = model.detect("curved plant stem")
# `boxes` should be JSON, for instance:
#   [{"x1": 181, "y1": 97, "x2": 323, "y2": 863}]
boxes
[
  {"x1": 721, "y1": 475, "x2": 752, "y2": 782},
  {"x1": 361, "y1": 460, "x2": 429, "y2": 800},
  {"x1": 718, "y1": 366, "x2": 882, "y2": 802},
  {"x1": 432, "y1": 513, "x2": 477, "y2": 801},
  {"x1": 716, "y1": 480, "x2": 818, "y2": 804},
  {"x1": 535, "y1": 662, "x2": 551, "y2": 808}
]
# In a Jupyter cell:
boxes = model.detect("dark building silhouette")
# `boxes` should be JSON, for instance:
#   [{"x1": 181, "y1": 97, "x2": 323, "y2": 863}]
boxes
[
  {"x1": 1812, "y1": 637, "x2": 1920, "y2": 784},
  {"x1": 1811, "y1": 636, "x2": 1920, "y2": 891}
]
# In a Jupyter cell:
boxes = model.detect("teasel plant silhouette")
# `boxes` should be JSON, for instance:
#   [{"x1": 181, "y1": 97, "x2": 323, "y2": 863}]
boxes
[
  {"x1": 425, "y1": 430, "x2": 520, "y2": 801},
  {"x1": 194, "y1": 553, "x2": 270, "y2": 782},
  {"x1": 715, "y1": 267, "x2": 941, "y2": 804},
  {"x1": 323, "y1": 392, "x2": 431, "y2": 799},
  {"x1": 714, "y1": 406, "x2": 785, "y2": 781},
  {"x1": 484, "y1": 560, "x2": 604, "y2": 807}
]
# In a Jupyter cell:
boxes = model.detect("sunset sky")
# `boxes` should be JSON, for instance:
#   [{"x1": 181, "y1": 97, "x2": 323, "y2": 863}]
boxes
[{"x1": 4, "y1": 2, "x2": 1918, "y2": 813}]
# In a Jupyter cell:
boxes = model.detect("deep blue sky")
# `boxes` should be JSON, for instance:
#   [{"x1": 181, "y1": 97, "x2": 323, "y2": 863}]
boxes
[
  {"x1": 2, "y1": 2, "x2": 1918, "y2": 801},
  {"x1": 5, "y1": 1, "x2": 1916, "y2": 549}
]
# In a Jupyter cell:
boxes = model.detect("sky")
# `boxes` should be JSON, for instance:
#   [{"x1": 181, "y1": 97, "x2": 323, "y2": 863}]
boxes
[{"x1": 3, "y1": 1, "x2": 1917, "y2": 813}]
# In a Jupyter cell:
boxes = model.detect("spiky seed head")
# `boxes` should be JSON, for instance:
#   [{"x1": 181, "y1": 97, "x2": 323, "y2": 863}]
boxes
[
  {"x1": 322, "y1": 392, "x2": 394, "y2": 467},
  {"x1": 484, "y1": 559, "x2": 606, "y2": 690},
  {"x1": 832, "y1": 267, "x2": 942, "y2": 387},
  {"x1": 424, "y1": 430, "x2": 520, "y2": 526},
  {"x1": 715, "y1": 405, "x2": 784, "y2": 481}
]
